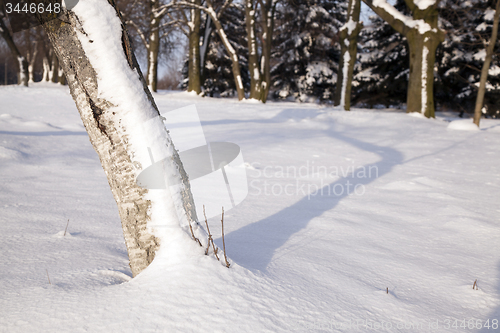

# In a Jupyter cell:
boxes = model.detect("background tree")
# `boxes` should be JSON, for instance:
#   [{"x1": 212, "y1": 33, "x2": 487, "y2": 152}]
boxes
[
  {"x1": 0, "y1": 7, "x2": 28, "y2": 86},
  {"x1": 362, "y1": 0, "x2": 445, "y2": 118},
  {"x1": 334, "y1": 0, "x2": 362, "y2": 110},
  {"x1": 177, "y1": 0, "x2": 246, "y2": 100},
  {"x1": 353, "y1": 0, "x2": 409, "y2": 108},
  {"x1": 271, "y1": 0, "x2": 346, "y2": 102},
  {"x1": 118, "y1": 0, "x2": 178, "y2": 92},
  {"x1": 473, "y1": 0, "x2": 500, "y2": 126}
]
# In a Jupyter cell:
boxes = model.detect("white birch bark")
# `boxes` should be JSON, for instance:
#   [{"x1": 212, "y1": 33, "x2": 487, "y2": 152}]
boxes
[{"x1": 39, "y1": 0, "x2": 201, "y2": 276}]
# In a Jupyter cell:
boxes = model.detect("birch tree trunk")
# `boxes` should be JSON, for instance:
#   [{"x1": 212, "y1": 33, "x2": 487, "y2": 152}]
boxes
[
  {"x1": 187, "y1": 2, "x2": 202, "y2": 94},
  {"x1": 0, "y1": 14, "x2": 29, "y2": 86},
  {"x1": 38, "y1": 0, "x2": 199, "y2": 277},
  {"x1": 334, "y1": 0, "x2": 362, "y2": 110},
  {"x1": 362, "y1": 0, "x2": 445, "y2": 118},
  {"x1": 245, "y1": 0, "x2": 261, "y2": 100},
  {"x1": 473, "y1": 0, "x2": 500, "y2": 127}
]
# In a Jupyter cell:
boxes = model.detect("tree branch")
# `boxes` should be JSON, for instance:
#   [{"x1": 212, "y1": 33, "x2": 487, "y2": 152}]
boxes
[{"x1": 362, "y1": 0, "x2": 412, "y2": 35}]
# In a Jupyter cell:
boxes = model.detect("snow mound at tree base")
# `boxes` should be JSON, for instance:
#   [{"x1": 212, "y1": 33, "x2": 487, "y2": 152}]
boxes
[{"x1": 447, "y1": 119, "x2": 480, "y2": 131}]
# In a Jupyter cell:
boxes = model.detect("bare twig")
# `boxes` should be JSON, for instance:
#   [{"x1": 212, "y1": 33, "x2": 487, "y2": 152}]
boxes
[
  {"x1": 473, "y1": 279, "x2": 477, "y2": 290},
  {"x1": 386, "y1": 287, "x2": 388, "y2": 294},
  {"x1": 203, "y1": 205, "x2": 219, "y2": 260},
  {"x1": 46, "y1": 269, "x2": 51, "y2": 285},
  {"x1": 221, "y1": 207, "x2": 230, "y2": 268},
  {"x1": 189, "y1": 222, "x2": 202, "y2": 247},
  {"x1": 64, "y1": 219, "x2": 69, "y2": 237}
]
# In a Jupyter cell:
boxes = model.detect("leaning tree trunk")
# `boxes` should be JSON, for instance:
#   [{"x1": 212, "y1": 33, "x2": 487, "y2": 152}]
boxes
[
  {"x1": 187, "y1": 3, "x2": 201, "y2": 94},
  {"x1": 245, "y1": 0, "x2": 261, "y2": 100},
  {"x1": 212, "y1": 15, "x2": 245, "y2": 100},
  {"x1": 334, "y1": 0, "x2": 362, "y2": 110},
  {"x1": 0, "y1": 17, "x2": 29, "y2": 86},
  {"x1": 38, "y1": 0, "x2": 200, "y2": 277},
  {"x1": 474, "y1": 0, "x2": 500, "y2": 127}
]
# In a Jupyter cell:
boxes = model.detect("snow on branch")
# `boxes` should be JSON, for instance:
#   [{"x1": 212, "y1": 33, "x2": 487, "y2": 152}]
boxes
[
  {"x1": 364, "y1": 0, "x2": 434, "y2": 35},
  {"x1": 413, "y1": 0, "x2": 436, "y2": 10}
]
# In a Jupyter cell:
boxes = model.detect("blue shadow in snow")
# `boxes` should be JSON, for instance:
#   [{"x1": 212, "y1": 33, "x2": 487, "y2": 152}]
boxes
[{"x1": 221, "y1": 129, "x2": 404, "y2": 272}]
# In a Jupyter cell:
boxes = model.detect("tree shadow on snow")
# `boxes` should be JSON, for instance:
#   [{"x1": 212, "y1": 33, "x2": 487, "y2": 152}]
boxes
[{"x1": 221, "y1": 126, "x2": 405, "y2": 272}]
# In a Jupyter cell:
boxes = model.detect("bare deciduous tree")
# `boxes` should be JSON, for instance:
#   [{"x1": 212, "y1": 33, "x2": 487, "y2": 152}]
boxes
[
  {"x1": 474, "y1": 0, "x2": 500, "y2": 127},
  {"x1": 363, "y1": 0, "x2": 445, "y2": 118},
  {"x1": 0, "y1": 7, "x2": 28, "y2": 86}
]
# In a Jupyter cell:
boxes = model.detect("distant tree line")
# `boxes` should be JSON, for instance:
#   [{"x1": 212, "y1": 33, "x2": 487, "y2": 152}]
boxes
[{"x1": 1, "y1": 0, "x2": 499, "y2": 121}]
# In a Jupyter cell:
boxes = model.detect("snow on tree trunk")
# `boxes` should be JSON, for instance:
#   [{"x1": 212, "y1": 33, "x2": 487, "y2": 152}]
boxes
[
  {"x1": 187, "y1": 3, "x2": 202, "y2": 94},
  {"x1": 335, "y1": 0, "x2": 362, "y2": 110},
  {"x1": 58, "y1": 66, "x2": 66, "y2": 85},
  {"x1": 211, "y1": 10, "x2": 245, "y2": 100},
  {"x1": 245, "y1": 0, "x2": 261, "y2": 100},
  {"x1": 42, "y1": 55, "x2": 50, "y2": 82},
  {"x1": 473, "y1": 0, "x2": 500, "y2": 127},
  {"x1": 27, "y1": 41, "x2": 38, "y2": 84},
  {"x1": 0, "y1": 17, "x2": 29, "y2": 86},
  {"x1": 406, "y1": 32, "x2": 440, "y2": 117},
  {"x1": 362, "y1": 0, "x2": 444, "y2": 118},
  {"x1": 39, "y1": 0, "x2": 200, "y2": 277},
  {"x1": 50, "y1": 51, "x2": 59, "y2": 84},
  {"x1": 199, "y1": 15, "x2": 212, "y2": 84}
]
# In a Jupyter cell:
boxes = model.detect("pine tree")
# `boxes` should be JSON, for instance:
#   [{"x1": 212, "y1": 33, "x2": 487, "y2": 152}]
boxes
[
  {"x1": 270, "y1": 0, "x2": 346, "y2": 102},
  {"x1": 353, "y1": 0, "x2": 410, "y2": 108},
  {"x1": 181, "y1": 5, "x2": 249, "y2": 97},
  {"x1": 436, "y1": 0, "x2": 500, "y2": 118}
]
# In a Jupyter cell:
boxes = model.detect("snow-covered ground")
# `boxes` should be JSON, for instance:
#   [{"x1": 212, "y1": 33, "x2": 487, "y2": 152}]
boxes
[{"x1": 1, "y1": 83, "x2": 500, "y2": 332}]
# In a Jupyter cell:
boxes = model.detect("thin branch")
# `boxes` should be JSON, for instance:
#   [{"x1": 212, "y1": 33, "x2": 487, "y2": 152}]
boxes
[
  {"x1": 64, "y1": 219, "x2": 69, "y2": 236},
  {"x1": 203, "y1": 205, "x2": 219, "y2": 260},
  {"x1": 189, "y1": 222, "x2": 202, "y2": 247},
  {"x1": 126, "y1": 20, "x2": 149, "y2": 49},
  {"x1": 221, "y1": 207, "x2": 230, "y2": 268}
]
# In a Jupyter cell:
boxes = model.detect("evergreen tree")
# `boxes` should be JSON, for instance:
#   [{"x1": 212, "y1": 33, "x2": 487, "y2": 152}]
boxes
[
  {"x1": 436, "y1": 0, "x2": 500, "y2": 117},
  {"x1": 270, "y1": 0, "x2": 346, "y2": 102},
  {"x1": 181, "y1": 5, "x2": 249, "y2": 97},
  {"x1": 353, "y1": 0, "x2": 409, "y2": 108}
]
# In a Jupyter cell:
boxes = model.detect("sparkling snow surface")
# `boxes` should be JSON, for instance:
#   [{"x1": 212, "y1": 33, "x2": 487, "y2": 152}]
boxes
[{"x1": 1, "y1": 85, "x2": 500, "y2": 332}]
